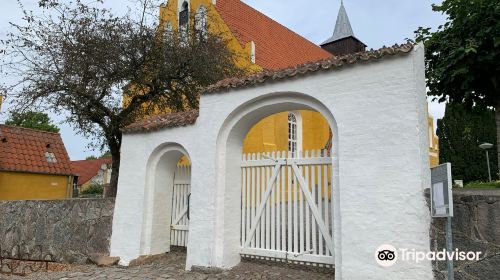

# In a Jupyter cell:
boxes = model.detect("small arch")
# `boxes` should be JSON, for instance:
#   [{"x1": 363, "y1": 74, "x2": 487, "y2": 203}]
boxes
[{"x1": 140, "y1": 142, "x2": 191, "y2": 256}]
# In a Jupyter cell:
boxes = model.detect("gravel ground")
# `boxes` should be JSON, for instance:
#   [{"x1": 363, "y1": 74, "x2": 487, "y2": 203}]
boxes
[{"x1": 0, "y1": 249, "x2": 333, "y2": 280}]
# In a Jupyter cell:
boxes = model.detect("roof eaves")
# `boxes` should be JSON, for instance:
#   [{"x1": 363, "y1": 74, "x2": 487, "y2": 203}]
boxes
[{"x1": 203, "y1": 43, "x2": 415, "y2": 95}]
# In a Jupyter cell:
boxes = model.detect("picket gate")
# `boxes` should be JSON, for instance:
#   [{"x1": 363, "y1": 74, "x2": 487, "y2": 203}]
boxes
[
  {"x1": 170, "y1": 165, "x2": 191, "y2": 247},
  {"x1": 240, "y1": 150, "x2": 334, "y2": 266}
]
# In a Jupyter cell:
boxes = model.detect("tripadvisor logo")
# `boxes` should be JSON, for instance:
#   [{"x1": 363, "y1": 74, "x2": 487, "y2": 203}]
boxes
[
  {"x1": 375, "y1": 244, "x2": 397, "y2": 267},
  {"x1": 375, "y1": 244, "x2": 482, "y2": 267}
]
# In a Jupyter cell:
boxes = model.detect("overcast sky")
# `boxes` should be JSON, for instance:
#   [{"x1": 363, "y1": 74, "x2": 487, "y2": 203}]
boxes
[{"x1": 0, "y1": 0, "x2": 446, "y2": 160}]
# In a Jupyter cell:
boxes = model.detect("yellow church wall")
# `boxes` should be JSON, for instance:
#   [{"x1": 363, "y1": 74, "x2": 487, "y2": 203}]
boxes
[
  {"x1": 159, "y1": 0, "x2": 261, "y2": 73},
  {"x1": 428, "y1": 116, "x2": 440, "y2": 167},
  {"x1": 0, "y1": 171, "x2": 73, "y2": 200},
  {"x1": 242, "y1": 111, "x2": 330, "y2": 154},
  {"x1": 123, "y1": 0, "x2": 262, "y2": 120}
]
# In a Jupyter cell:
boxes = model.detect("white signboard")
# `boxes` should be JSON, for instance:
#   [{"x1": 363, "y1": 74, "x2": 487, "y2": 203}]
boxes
[{"x1": 430, "y1": 163, "x2": 453, "y2": 217}]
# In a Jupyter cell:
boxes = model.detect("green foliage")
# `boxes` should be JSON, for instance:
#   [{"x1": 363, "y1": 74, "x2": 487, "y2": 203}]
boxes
[
  {"x1": 85, "y1": 151, "x2": 111, "y2": 160},
  {"x1": 437, "y1": 103, "x2": 498, "y2": 183},
  {"x1": 415, "y1": 0, "x2": 500, "y2": 107},
  {"x1": 80, "y1": 184, "x2": 104, "y2": 195},
  {"x1": 5, "y1": 111, "x2": 60, "y2": 133},
  {"x1": 464, "y1": 181, "x2": 500, "y2": 189}
]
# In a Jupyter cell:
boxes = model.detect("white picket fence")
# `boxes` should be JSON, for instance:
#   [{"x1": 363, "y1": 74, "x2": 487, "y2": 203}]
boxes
[
  {"x1": 170, "y1": 165, "x2": 191, "y2": 247},
  {"x1": 240, "y1": 150, "x2": 334, "y2": 267}
]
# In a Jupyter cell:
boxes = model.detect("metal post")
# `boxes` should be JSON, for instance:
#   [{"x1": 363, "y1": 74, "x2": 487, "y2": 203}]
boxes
[
  {"x1": 486, "y1": 150, "x2": 492, "y2": 182},
  {"x1": 446, "y1": 216, "x2": 454, "y2": 280}
]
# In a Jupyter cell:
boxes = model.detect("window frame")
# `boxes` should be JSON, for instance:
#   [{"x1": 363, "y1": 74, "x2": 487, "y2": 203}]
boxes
[{"x1": 288, "y1": 111, "x2": 303, "y2": 158}]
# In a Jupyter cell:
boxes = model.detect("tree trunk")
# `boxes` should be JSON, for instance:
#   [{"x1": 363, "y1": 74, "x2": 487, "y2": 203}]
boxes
[
  {"x1": 496, "y1": 101, "x2": 500, "y2": 180},
  {"x1": 104, "y1": 137, "x2": 121, "y2": 198}
]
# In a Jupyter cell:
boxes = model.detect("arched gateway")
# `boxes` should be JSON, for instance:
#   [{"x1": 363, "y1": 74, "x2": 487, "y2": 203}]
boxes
[{"x1": 110, "y1": 44, "x2": 434, "y2": 279}]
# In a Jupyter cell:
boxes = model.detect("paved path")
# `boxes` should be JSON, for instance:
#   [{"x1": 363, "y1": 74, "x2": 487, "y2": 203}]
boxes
[{"x1": 1, "y1": 250, "x2": 333, "y2": 280}]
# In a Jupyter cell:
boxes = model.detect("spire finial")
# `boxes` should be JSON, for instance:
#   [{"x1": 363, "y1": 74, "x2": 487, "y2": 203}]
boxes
[{"x1": 321, "y1": 0, "x2": 354, "y2": 45}]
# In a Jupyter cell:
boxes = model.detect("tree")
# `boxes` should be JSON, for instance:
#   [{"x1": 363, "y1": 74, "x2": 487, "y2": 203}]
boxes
[
  {"x1": 85, "y1": 151, "x2": 111, "y2": 160},
  {"x1": 437, "y1": 103, "x2": 498, "y2": 182},
  {"x1": 415, "y1": 0, "x2": 500, "y2": 174},
  {"x1": 5, "y1": 111, "x2": 60, "y2": 133},
  {"x1": 1, "y1": 0, "x2": 243, "y2": 197}
]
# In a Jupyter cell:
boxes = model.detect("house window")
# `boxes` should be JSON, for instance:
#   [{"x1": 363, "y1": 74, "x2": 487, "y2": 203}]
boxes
[
  {"x1": 288, "y1": 112, "x2": 302, "y2": 157},
  {"x1": 45, "y1": 152, "x2": 57, "y2": 163}
]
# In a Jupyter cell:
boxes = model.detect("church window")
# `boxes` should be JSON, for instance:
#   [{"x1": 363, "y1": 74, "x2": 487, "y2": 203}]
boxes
[
  {"x1": 163, "y1": 21, "x2": 173, "y2": 39},
  {"x1": 179, "y1": 2, "x2": 189, "y2": 27},
  {"x1": 288, "y1": 112, "x2": 302, "y2": 157},
  {"x1": 195, "y1": 5, "x2": 208, "y2": 37},
  {"x1": 179, "y1": 1, "x2": 189, "y2": 41}
]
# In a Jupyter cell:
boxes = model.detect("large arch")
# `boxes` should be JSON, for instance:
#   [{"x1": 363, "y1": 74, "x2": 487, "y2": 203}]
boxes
[
  {"x1": 212, "y1": 91, "x2": 341, "y2": 270},
  {"x1": 140, "y1": 143, "x2": 191, "y2": 256}
]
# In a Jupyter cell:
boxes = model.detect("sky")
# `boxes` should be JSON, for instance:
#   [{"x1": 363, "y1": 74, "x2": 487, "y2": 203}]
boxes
[{"x1": 0, "y1": 0, "x2": 447, "y2": 160}]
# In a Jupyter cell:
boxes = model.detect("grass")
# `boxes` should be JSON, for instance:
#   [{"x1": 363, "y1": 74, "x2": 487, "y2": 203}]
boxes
[{"x1": 464, "y1": 181, "x2": 500, "y2": 189}]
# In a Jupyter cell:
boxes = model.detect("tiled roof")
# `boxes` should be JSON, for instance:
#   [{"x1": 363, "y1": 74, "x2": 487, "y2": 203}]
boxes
[
  {"x1": 0, "y1": 125, "x2": 74, "y2": 175},
  {"x1": 71, "y1": 158, "x2": 112, "y2": 186},
  {"x1": 123, "y1": 43, "x2": 414, "y2": 134},
  {"x1": 214, "y1": 0, "x2": 332, "y2": 70},
  {"x1": 204, "y1": 43, "x2": 414, "y2": 94},
  {"x1": 123, "y1": 109, "x2": 199, "y2": 134}
]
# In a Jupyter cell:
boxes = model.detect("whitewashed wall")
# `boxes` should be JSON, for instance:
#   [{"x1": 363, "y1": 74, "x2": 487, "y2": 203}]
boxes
[{"x1": 110, "y1": 44, "x2": 433, "y2": 279}]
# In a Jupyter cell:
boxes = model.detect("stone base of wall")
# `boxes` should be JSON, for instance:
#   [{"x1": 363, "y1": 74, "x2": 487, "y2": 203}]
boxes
[
  {"x1": 428, "y1": 189, "x2": 500, "y2": 280},
  {"x1": 0, "y1": 199, "x2": 114, "y2": 264}
]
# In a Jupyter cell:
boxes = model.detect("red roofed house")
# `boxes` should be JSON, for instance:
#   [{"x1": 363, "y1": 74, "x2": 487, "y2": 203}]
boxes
[
  {"x1": 0, "y1": 125, "x2": 77, "y2": 200},
  {"x1": 71, "y1": 158, "x2": 112, "y2": 191}
]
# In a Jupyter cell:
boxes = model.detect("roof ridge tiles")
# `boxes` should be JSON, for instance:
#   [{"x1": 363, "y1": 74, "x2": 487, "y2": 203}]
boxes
[
  {"x1": 203, "y1": 42, "x2": 415, "y2": 94},
  {"x1": 123, "y1": 43, "x2": 415, "y2": 134},
  {"x1": 0, "y1": 124, "x2": 61, "y2": 135}
]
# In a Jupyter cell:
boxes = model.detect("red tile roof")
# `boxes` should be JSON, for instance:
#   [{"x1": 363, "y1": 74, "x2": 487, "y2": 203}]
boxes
[
  {"x1": 0, "y1": 125, "x2": 74, "y2": 175},
  {"x1": 70, "y1": 158, "x2": 112, "y2": 186},
  {"x1": 123, "y1": 43, "x2": 414, "y2": 134},
  {"x1": 123, "y1": 109, "x2": 199, "y2": 134},
  {"x1": 214, "y1": 0, "x2": 332, "y2": 70}
]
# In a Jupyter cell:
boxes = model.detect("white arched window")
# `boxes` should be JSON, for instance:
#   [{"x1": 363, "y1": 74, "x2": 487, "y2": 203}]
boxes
[
  {"x1": 195, "y1": 5, "x2": 208, "y2": 37},
  {"x1": 288, "y1": 112, "x2": 302, "y2": 157}
]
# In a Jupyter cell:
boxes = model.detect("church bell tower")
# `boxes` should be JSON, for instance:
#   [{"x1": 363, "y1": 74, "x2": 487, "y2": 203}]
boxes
[{"x1": 321, "y1": 0, "x2": 366, "y2": 56}]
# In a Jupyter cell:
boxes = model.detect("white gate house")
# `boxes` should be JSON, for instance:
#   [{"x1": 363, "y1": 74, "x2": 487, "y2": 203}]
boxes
[
  {"x1": 110, "y1": 44, "x2": 434, "y2": 279},
  {"x1": 240, "y1": 151, "x2": 334, "y2": 266}
]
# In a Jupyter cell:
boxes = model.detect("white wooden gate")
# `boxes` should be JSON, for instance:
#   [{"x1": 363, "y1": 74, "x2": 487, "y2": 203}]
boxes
[
  {"x1": 170, "y1": 165, "x2": 191, "y2": 247},
  {"x1": 240, "y1": 150, "x2": 334, "y2": 266}
]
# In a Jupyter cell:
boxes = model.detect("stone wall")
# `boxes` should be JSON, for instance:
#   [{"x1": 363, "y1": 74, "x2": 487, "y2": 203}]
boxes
[
  {"x1": 429, "y1": 189, "x2": 500, "y2": 279},
  {"x1": 0, "y1": 198, "x2": 114, "y2": 264}
]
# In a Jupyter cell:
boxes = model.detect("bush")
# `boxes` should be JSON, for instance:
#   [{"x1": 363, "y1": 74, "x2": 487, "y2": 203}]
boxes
[
  {"x1": 80, "y1": 184, "x2": 104, "y2": 195},
  {"x1": 464, "y1": 181, "x2": 500, "y2": 189}
]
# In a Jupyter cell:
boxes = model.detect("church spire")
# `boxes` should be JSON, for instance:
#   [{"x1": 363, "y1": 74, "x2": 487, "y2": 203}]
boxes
[
  {"x1": 322, "y1": 0, "x2": 355, "y2": 45},
  {"x1": 320, "y1": 0, "x2": 366, "y2": 56}
]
